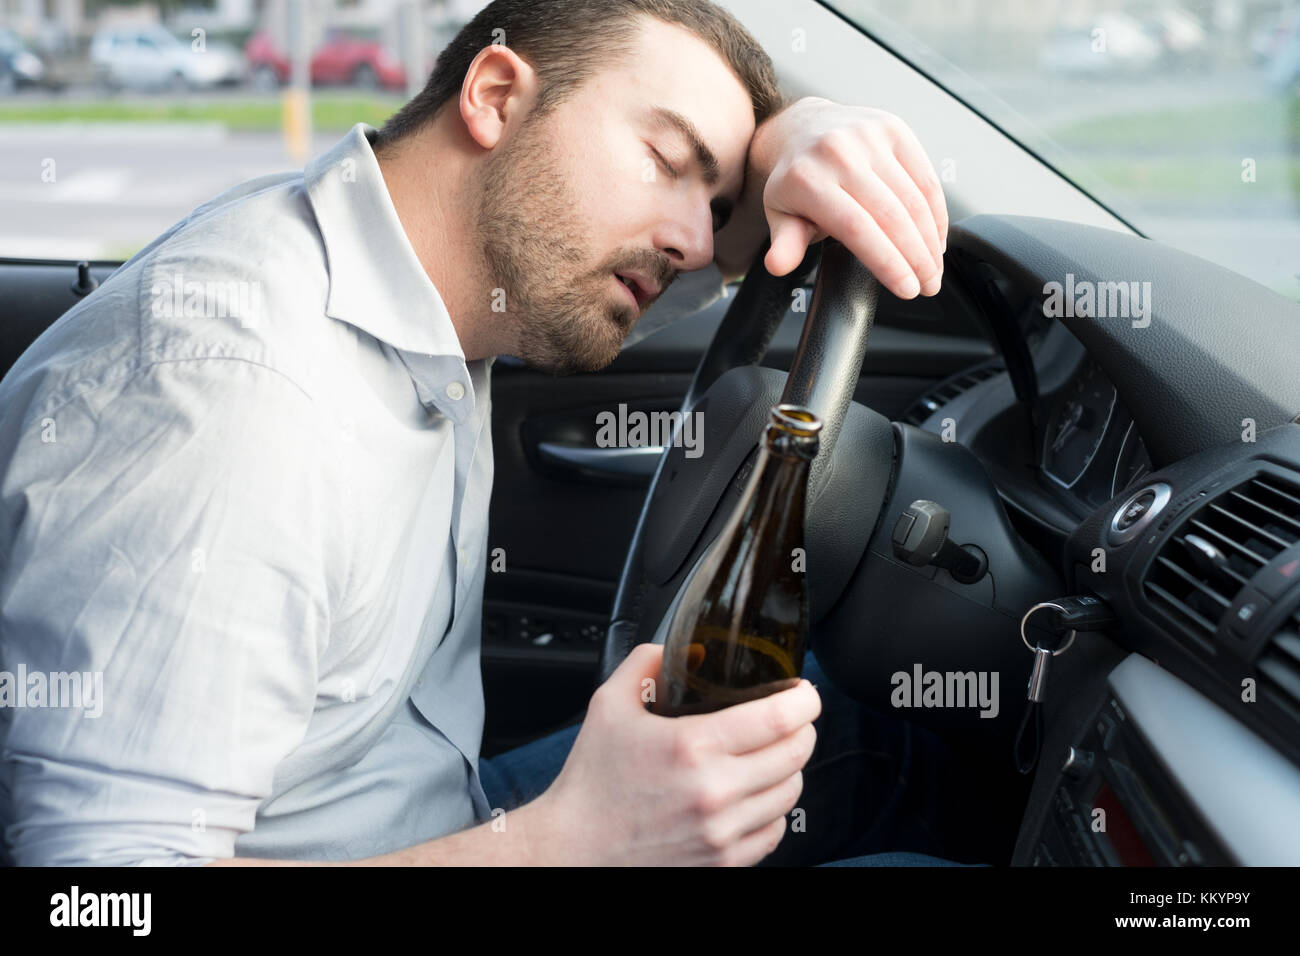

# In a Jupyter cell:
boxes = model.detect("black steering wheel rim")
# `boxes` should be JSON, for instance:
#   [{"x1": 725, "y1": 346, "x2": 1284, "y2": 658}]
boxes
[{"x1": 597, "y1": 239, "x2": 884, "y2": 685}]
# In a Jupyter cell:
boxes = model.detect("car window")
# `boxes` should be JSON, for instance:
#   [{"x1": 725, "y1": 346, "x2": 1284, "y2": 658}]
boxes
[
  {"x1": 0, "y1": 3, "x2": 436, "y2": 262},
  {"x1": 824, "y1": 0, "x2": 1300, "y2": 300}
]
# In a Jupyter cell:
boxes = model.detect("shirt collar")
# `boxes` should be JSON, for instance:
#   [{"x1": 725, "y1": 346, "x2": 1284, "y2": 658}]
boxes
[{"x1": 305, "y1": 123, "x2": 478, "y2": 424}]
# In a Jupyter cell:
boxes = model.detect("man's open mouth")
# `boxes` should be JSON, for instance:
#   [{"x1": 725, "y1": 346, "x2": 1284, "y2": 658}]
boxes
[{"x1": 613, "y1": 271, "x2": 658, "y2": 313}]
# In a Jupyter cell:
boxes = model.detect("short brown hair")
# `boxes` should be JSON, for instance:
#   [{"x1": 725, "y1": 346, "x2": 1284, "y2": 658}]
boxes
[{"x1": 374, "y1": 0, "x2": 782, "y2": 148}]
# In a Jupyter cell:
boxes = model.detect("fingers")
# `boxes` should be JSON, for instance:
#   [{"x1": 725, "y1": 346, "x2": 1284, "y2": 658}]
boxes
[
  {"x1": 872, "y1": 157, "x2": 943, "y2": 295},
  {"x1": 762, "y1": 109, "x2": 950, "y2": 299},
  {"x1": 727, "y1": 771, "x2": 804, "y2": 842},
  {"x1": 765, "y1": 210, "x2": 821, "y2": 277},
  {"x1": 600, "y1": 641, "x2": 663, "y2": 713},
  {"x1": 838, "y1": 161, "x2": 940, "y2": 297},
  {"x1": 724, "y1": 802, "x2": 793, "y2": 866},
  {"x1": 892, "y1": 126, "x2": 949, "y2": 254},
  {"x1": 688, "y1": 678, "x2": 821, "y2": 755},
  {"x1": 819, "y1": 186, "x2": 923, "y2": 300},
  {"x1": 726, "y1": 722, "x2": 816, "y2": 796}
]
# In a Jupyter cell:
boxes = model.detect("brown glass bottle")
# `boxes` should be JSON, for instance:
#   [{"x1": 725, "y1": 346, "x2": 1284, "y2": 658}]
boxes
[{"x1": 650, "y1": 404, "x2": 822, "y2": 717}]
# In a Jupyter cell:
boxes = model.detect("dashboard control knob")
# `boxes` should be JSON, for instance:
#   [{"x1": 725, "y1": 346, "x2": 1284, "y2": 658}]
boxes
[
  {"x1": 1182, "y1": 533, "x2": 1231, "y2": 579},
  {"x1": 1061, "y1": 746, "x2": 1094, "y2": 780},
  {"x1": 1116, "y1": 489, "x2": 1156, "y2": 530},
  {"x1": 891, "y1": 499, "x2": 989, "y2": 584},
  {"x1": 1108, "y1": 482, "x2": 1172, "y2": 546}
]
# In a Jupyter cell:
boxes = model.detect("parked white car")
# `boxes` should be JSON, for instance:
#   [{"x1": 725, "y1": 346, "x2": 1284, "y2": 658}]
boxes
[{"x1": 90, "y1": 26, "x2": 245, "y2": 91}]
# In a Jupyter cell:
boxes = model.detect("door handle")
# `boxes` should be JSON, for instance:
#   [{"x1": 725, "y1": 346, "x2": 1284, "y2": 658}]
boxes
[{"x1": 537, "y1": 442, "x2": 665, "y2": 478}]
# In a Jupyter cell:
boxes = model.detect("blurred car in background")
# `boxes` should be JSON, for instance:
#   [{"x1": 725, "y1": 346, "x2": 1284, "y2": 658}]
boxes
[
  {"x1": 89, "y1": 25, "x2": 246, "y2": 91},
  {"x1": 1039, "y1": 12, "x2": 1163, "y2": 75},
  {"x1": 0, "y1": 28, "x2": 62, "y2": 93},
  {"x1": 245, "y1": 28, "x2": 406, "y2": 90},
  {"x1": 1144, "y1": 6, "x2": 1210, "y2": 68},
  {"x1": 1251, "y1": 6, "x2": 1299, "y2": 64}
]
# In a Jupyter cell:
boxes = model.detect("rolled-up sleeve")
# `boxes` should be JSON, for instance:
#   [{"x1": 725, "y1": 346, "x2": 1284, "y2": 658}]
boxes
[{"x1": 0, "y1": 356, "x2": 335, "y2": 865}]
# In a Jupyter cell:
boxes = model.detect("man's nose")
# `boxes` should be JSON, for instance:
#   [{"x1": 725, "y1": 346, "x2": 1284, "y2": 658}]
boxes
[{"x1": 653, "y1": 202, "x2": 715, "y2": 273}]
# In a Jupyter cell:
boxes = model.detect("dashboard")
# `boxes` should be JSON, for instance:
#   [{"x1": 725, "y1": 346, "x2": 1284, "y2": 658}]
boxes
[
  {"x1": 902, "y1": 300, "x2": 1160, "y2": 548},
  {"x1": 895, "y1": 214, "x2": 1300, "y2": 865},
  {"x1": 1040, "y1": 359, "x2": 1153, "y2": 505}
]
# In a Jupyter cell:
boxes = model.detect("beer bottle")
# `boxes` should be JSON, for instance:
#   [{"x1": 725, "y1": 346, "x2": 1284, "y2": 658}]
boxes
[{"x1": 651, "y1": 404, "x2": 822, "y2": 717}]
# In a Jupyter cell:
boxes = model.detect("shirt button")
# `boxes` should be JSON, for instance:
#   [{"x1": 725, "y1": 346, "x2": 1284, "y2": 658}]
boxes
[{"x1": 445, "y1": 381, "x2": 465, "y2": 401}]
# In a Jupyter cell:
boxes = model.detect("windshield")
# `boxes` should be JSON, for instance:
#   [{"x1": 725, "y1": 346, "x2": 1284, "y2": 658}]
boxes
[{"x1": 825, "y1": 0, "x2": 1300, "y2": 300}]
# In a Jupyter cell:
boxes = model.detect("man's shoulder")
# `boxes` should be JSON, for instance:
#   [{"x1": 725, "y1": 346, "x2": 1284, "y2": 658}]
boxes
[
  {"x1": 1, "y1": 172, "x2": 338, "y2": 421},
  {"x1": 135, "y1": 173, "x2": 333, "y2": 374},
  {"x1": 137, "y1": 169, "x2": 330, "y2": 333}
]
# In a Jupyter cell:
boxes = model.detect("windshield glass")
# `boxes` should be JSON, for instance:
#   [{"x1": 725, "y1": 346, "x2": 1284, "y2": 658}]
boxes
[{"x1": 825, "y1": 0, "x2": 1300, "y2": 300}]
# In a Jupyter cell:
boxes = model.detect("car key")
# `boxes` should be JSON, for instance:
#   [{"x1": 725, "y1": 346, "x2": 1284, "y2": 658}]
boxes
[
  {"x1": 1044, "y1": 595, "x2": 1117, "y2": 633},
  {"x1": 1014, "y1": 599, "x2": 1089, "y2": 773},
  {"x1": 1026, "y1": 644, "x2": 1052, "y2": 703}
]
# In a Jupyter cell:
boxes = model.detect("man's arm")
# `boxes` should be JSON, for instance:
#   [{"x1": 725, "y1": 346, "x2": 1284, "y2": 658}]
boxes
[
  {"x1": 0, "y1": 355, "x2": 334, "y2": 866},
  {"x1": 207, "y1": 801, "x2": 549, "y2": 866},
  {"x1": 207, "y1": 643, "x2": 823, "y2": 867},
  {"x1": 714, "y1": 97, "x2": 949, "y2": 297}
]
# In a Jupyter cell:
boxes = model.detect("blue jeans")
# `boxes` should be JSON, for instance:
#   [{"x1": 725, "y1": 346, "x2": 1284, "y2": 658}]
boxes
[{"x1": 478, "y1": 651, "x2": 979, "y2": 866}]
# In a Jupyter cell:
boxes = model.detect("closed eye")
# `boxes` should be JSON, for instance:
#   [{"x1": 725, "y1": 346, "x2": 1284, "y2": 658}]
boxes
[{"x1": 649, "y1": 146, "x2": 680, "y2": 180}]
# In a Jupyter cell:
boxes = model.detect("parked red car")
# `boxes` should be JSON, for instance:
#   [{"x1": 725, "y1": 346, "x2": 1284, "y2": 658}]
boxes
[{"x1": 245, "y1": 28, "x2": 405, "y2": 90}]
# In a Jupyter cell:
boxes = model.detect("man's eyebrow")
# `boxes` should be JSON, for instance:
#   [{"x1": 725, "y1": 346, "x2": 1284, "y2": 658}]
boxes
[{"x1": 648, "y1": 106, "x2": 721, "y2": 187}]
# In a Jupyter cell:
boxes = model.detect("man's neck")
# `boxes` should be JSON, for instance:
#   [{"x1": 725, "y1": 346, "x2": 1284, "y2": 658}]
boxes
[{"x1": 375, "y1": 125, "x2": 498, "y2": 362}]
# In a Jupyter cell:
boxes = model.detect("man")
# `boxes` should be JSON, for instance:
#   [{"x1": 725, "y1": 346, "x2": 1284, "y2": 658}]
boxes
[{"x1": 0, "y1": 0, "x2": 949, "y2": 866}]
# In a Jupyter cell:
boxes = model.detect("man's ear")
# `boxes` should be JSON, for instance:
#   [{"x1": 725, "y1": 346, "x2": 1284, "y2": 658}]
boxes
[{"x1": 459, "y1": 44, "x2": 539, "y2": 150}]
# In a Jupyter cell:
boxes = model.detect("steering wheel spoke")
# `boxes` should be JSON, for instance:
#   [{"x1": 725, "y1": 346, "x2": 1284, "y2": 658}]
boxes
[{"x1": 598, "y1": 240, "x2": 896, "y2": 686}]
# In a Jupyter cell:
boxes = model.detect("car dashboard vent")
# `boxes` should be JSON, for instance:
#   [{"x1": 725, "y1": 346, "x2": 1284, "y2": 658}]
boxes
[
  {"x1": 1258, "y1": 607, "x2": 1300, "y2": 719},
  {"x1": 1142, "y1": 474, "x2": 1300, "y2": 643},
  {"x1": 902, "y1": 360, "x2": 1004, "y2": 426}
]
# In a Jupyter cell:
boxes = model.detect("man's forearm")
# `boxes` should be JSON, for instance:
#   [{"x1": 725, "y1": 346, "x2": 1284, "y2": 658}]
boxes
[{"x1": 205, "y1": 798, "x2": 551, "y2": 866}]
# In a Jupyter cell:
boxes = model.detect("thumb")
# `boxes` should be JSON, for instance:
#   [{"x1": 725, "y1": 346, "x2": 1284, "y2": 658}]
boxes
[
  {"x1": 765, "y1": 210, "x2": 819, "y2": 277},
  {"x1": 604, "y1": 641, "x2": 665, "y2": 712}
]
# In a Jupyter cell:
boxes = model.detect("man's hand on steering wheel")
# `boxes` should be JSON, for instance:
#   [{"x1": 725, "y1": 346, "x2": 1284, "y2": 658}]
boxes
[{"x1": 714, "y1": 96, "x2": 948, "y2": 300}]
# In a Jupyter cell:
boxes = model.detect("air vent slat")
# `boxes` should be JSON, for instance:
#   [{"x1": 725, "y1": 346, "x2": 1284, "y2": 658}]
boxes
[
  {"x1": 1226, "y1": 489, "x2": 1300, "y2": 541},
  {"x1": 1257, "y1": 654, "x2": 1300, "y2": 706},
  {"x1": 1143, "y1": 581, "x2": 1220, "y2": 635},
  {"x1": 1185, "y1": 519, "x2": 1270, "y2": 567},
  {"x1": 1168, "y1": 536, "x2": 1252, "y2": 588},
  {"x1": 902, "y1": 361, "x2": 1003, "y2": 425},
  {"x1": 1254, "y1": 478, "x2": 1300, "y2": 512},
  {"x1": 1142, "y1": 472, "x2": 1300, "y2": 645},
  {"x1": 1206, "y1": 502, "x2": 1292, "y2": 553},
  {"x1": 1272, "y1": 630, "x2": 1300, "y2": 668},
  {"x1": 1153, "y1": 556, "x2": 1232, "y2": 607}
]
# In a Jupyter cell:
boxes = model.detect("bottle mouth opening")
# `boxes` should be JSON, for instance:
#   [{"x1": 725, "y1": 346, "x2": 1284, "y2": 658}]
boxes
[{"x1": 771, "y1": 404, "x2": 823, "y2": 438}]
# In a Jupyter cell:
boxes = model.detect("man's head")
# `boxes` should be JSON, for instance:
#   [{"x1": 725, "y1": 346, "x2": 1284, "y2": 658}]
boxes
[{"x1": 373, "y1": 0, "x2": 781, "y2": 374}]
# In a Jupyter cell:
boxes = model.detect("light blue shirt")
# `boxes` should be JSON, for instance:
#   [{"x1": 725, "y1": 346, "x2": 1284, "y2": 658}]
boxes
[{"x1": 0, "y1": 123, "x2": 725, "y2": 866}]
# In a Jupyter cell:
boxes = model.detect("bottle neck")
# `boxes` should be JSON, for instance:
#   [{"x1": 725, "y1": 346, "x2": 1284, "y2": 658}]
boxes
[
  {"x1": 736, "y1": 435, "x2": 813, "y2": 539},
  {"x1": 765, "y1": 430, "x2": 818, "y2": 464}
]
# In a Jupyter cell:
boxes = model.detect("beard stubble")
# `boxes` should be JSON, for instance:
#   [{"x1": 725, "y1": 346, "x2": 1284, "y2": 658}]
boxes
[{"x1": 476, "y1": 119, "x2": 640, "y2": 375}]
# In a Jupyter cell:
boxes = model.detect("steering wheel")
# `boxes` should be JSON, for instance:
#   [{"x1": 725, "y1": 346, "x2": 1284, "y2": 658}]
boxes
[{"x1": 597, "y1": 239, "x2": 900, "y2": 684}]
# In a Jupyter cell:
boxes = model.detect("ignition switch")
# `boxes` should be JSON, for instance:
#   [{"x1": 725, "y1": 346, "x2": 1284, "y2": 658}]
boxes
[{"x1": 891, "y1": 499, "x2": 989, "y2": 584}]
